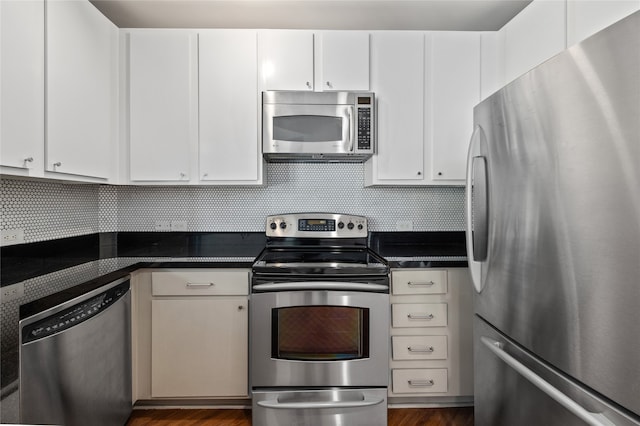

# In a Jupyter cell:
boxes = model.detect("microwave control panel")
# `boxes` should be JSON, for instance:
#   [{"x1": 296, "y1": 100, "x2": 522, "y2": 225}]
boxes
[
  {"x1": 357, "y1": 108, "x2": 372, "y2": 150},
  {"x1": 356, "y1": 95, "x2": 374, "y2": 152}
]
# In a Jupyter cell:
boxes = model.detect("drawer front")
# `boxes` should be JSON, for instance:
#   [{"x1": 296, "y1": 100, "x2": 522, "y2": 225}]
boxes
[
  {"x1": 392, "y1": 335, "x2": 448, "y2": 360},
  {"x1": 392, "y1": 303, "x2": 448, "y2": 327},
  {"x1": 152, "y1": 270, "x2": 249, "y2": 296},
  {"x1": 391, "y1": 270, "x2": 447, "y2": 295},
  {"x1": 392, "y1": 368, "x2": 448, "y2": 394}
]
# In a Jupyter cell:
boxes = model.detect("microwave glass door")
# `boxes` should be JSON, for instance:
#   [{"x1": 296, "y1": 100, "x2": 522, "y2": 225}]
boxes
[
  {"x1": 272, "y1": 305, "x2": 370, "y2": 361},
  {"x1": 265, "y1": 104, "x2": 354, "y2": 153},
  {"x1": 273, "y1": 115, "x2": 342, "y2": 142}
]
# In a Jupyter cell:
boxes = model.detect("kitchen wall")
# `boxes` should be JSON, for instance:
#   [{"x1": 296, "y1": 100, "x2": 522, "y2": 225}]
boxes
[{"x1": 1, "y1": 163, "x2": 464, "y2": 243}]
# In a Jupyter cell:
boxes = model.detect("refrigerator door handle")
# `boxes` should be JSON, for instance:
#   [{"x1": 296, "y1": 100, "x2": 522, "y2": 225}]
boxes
[
  {"x1": 466, "y1": 125, "x2": 489, "y2": 293},
  {"x1": 481, "y1": 337, "x2": 617, "y2": 426}
]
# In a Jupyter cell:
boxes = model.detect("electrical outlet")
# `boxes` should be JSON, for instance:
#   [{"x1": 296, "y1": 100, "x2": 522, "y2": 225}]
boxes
[
  {"x1": 1, "y1": 229, "x2": 25, "y2": 246},
  {"x1": 396, "y1": 220, "x2": 414, "y2": 231},
  {"x1": 1, "y1": 282, "x2": 25, "y2": 302},
  {"x1": 170, "y1": 220, "x2": 188, "y2": 232},
  {"x1": 154, "y1": 221, "x2": 171, "y2": 232}
]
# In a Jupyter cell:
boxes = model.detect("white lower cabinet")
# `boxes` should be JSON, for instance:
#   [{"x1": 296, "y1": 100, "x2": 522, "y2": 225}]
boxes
[
  {"x1": 389, "y1": 268, "x2": 474, "y2": 404},
  {"x1": 131, "y1": 269, "x2": 249, "y2": 400},
  {"x1": 151, "y1": 297, "x2": 248, "y2": 398}
]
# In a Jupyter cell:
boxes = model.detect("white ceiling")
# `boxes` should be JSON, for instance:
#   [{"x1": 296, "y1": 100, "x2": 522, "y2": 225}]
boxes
[{"x1": 90, "y1": 0, "x2": 532, "y2": 30}]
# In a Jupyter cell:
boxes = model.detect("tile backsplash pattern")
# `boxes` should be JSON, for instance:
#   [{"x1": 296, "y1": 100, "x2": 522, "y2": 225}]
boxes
[
  {"x1": 0, "y1": 178, "x2": 100, "y2": 243},
  {"x1": 117, "y1": 163, "x2": 465, "y2": 232},
  {"x1": 1, "y1": 163, "x2": 464, "y2": 244}
]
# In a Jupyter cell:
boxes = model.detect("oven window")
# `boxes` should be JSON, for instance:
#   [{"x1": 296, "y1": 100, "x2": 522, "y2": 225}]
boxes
[
  {"x1": 272, "y1": 306, "x2": 370, "y2": 361},
  {"x1": 273, "y1": 115, "x2": 342, "y2": 142}
]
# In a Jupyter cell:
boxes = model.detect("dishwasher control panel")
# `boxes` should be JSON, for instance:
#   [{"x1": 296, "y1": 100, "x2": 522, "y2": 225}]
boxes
[{"x1": 21, "y1": 280, "x2": 130, "y2": 344}]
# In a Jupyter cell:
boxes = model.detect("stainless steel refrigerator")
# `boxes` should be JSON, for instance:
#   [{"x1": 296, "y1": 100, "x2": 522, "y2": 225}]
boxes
[{"x1": 466, "y1": 11, "x2": 640, "y2": 426}]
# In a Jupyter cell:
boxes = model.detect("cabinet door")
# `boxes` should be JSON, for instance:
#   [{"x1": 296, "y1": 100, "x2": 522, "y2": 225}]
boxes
[
  {"x1": 129, "y1": 30, "x2": 196, "y2": 182},
  {"x1": 428, "y1": 32, "x2": 480, "y2": 183},
  {"x1": 46, "y1": 0, "x2": 116, "y2": 179},
  {"x1": 319, "y1": 31, "x2": 369, "y2": 91},
  {"x1": 367, "y1": 32, "x2": 425, "y2": 184},
  {"x1": 0, "y1": 0, "x2": 44, "y2": 173},
  {"x1": 503, "y1": 0, "x2": 566, "y2": 84},
  {"x1": 259, "y1": 31, "x2": 314, "y2": 91},
  {"x1": 199, "y1": 30, "x2": 261, "y2": 183},
  {"x1": 151, "y1": 297, "x2": 248, "y2": 398},
  {"x1": 567, "y1": 0, "x2": 640, "y2": 46}
]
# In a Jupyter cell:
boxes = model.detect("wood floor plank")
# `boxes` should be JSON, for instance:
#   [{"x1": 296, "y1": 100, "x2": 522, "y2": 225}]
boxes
[{"x1": 126, "y1": 407, "x2": 474, "y2": 425}]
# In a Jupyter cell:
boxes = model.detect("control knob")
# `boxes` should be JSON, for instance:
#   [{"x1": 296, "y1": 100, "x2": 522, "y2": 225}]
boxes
[
  {"x1": 347, "y1": 222, "x2": 354, "y2": 230},
  {"x1": 338, "y1": 222, "x2": 345, "y2": 229},
  {"x1": 358, "y1": 224, "x2": 363, "y2": 230},
  {"x1": 280, "y1": 222, "x2": 287, "y2": 229},
  {"x1": 270, "y1": 222, "x2": 277, "y2": 230}
]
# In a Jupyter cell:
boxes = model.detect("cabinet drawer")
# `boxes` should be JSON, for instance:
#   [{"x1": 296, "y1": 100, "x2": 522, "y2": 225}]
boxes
[
  {"x1": 152, "y1": 270, "x2": 249, "y2": 296},
  {"x1": 392, "y1": 270, "x2": 447, "y2": 295},
  {"x1": 392, "y1": 368, "x2": 448, "y2": 394},
  {"x1": 392, "y1": 303, "x2": 447, "y2": 327},
  {"x1": 392, "y1": 335, "x2": 448, "y2": 360}
]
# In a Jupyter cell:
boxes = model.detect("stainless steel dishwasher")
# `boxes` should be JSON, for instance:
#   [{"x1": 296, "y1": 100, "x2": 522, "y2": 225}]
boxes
[{"x1": 19, "y1": 277, "x2": 132, "y2": 426}]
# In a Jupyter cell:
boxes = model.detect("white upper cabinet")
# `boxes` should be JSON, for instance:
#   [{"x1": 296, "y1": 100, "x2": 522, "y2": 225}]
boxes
[
  {"x1": 259, "y1": 31, "x2": 314, "y2": 91},
  {"x1": 128, "y1": 30, "x2": 197, "y2": 182},
  {"x1": 366, "y1": 31, "x2": 480, "y2": 186},
  {"x1": 365, "y1": 32, "x2": 425, "y2": 185},
  {"x1": 317, "y1": 31, "x2": 370, "y2": 91},
  {"x1": 427, "y1": 32, "x2": 480, "y2": 183},
  {"x1": 0, "y1": 0, "x2": 44, "y2": 175},
  {"x1": 479, "y1": 31, "x2": 505, "y2": 101},
  {"x1": 258, "y1": 30, "x2": 370, "y2": 92},
  {"x1": 567, "y1": 0, "x2": 640, "y2": 46},
  {"x1": 502, "y1": 0, "x2": 566, "y2": 84},
  {"x1": 199, "y1": 30, "x2": 262, "y2": 184},
  {"x1": 46, "y1": 0, "x2": 117, "y2": 180}
]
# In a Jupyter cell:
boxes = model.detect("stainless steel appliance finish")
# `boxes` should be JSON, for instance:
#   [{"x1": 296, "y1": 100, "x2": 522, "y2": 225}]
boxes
[
  {"x1": 474, "y1": 319, "x2": 639, "y2": 426},
  {"x1": 466, "y1": 12, "x2": 640, "y2": 425},
  {"x1": 20, "y1": 277, "x2": 132, "y2": 426},
  {"x1": 251, "y1": 213, "x2": 389, "y2": 426},
  {"x1": 251, "y1": 288, "x2": 389, "y2": 388},
  {"x1": 262, "y1": 91, "x2": 375, "y2": 162},
  {"x1": 252, "y1": 388, "x2": 387, "y2": 426}
]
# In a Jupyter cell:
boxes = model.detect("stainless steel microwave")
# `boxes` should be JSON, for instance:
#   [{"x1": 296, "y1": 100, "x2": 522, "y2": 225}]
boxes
[{"x1": 262, "y1": 91, "x2": 375, "y2": 162}]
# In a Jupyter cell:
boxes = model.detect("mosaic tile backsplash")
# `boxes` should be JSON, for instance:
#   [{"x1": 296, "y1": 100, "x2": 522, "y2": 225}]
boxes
[{"x1": 2, "y1": 163, "x2": 465, "y2": 243}]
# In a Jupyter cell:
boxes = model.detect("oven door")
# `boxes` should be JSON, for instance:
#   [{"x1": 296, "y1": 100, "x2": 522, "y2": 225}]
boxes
[
  {"x1": 263, "y1": 104, "x2": 354, "y2": 155},
  {"x1": 250, "y1": 286, "x2": 389, "y2": 388}
]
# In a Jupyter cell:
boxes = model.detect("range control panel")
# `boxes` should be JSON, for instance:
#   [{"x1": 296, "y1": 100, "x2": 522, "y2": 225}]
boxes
[{"x1": 266, "y1": 213, "x2": 368, "y2": 238}]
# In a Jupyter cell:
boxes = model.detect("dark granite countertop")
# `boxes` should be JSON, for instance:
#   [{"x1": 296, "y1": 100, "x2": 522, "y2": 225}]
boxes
[
  {"x1": 4, "y1": 230, "x2": 469, "y2": 321},
  {"x1": 3, "y1": 231, "x2": 468, "y2": 320}
]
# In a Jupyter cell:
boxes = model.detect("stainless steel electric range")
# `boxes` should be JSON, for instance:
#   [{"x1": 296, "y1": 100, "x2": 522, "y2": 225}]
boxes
[{"x1": 250, "y1": 213, "x2": 390, "y2": 426}]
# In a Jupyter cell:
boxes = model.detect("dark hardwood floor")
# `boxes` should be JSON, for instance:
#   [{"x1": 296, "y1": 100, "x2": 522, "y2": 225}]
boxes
[{"x1": 126, "y1": 407, "x2": 474, "y2": 425}]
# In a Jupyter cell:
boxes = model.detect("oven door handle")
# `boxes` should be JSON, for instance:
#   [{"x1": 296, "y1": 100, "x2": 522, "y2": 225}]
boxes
[
  {"x1": 252, "y1": 282, "x2": 388, "y2": 292},
  {"x1": 257, "y1": 396, "x2": 385, "y2": 410}
]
